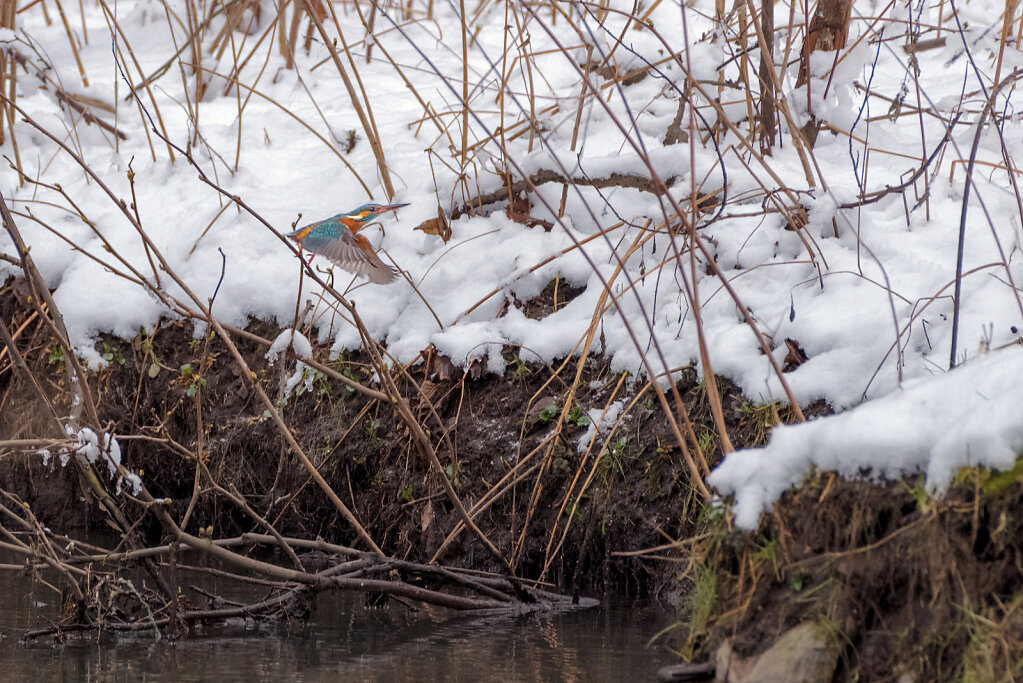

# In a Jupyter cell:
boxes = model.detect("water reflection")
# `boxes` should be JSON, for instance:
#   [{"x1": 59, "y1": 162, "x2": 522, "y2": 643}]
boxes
[{"x1": 0, "y1": 569, "x2": 675, "y2": 681}]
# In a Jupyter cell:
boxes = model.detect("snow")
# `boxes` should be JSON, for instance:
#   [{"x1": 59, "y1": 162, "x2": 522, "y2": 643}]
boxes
[
  {"x1": 710, "y1": 347, "x2": 1023, "y2": 529},
  {"x1": 1, "y1": 0, "x2": 1023, "y2": 523},
  {"x1": 70, "y1": 428, "x2": 138, "y2": 494},
  {"x1": 266, "y1": 329, "x2": 313, "y2": 365},
  {"x1": 577, "y1": 399, "x2": 627, "y2": 453}
]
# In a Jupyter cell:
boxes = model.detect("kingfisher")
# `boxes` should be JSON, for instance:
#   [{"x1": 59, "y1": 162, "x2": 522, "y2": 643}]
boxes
[{"x1": 287, "y1": 203, "x2": 409, "y2": 284}]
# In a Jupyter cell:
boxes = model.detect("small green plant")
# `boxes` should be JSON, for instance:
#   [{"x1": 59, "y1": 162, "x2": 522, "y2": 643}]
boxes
[
  {"x1": 597, "y1": 435, "x2": 629, "y2": 482},
  {"x1": 697, "y1": 429, "x2": 716, "y2": 455},
  {"x1": 693, "y1": 378, "x2": 708, "y2": 404},
  {"x1": 47, "y1": 345, "x2": 65, "y2": 366},
  {"x1": 753, "y1": 537, "x2": 782, "y2": 579},
  {"x1": 138, "y1": 329, "x2": 163, "y2": 378},
  {"x1": 512, "y1": 356, "x2": 531, "y2": 382},
  {"x1": 444, "y1": 462, "x2": 462, "y2": 487},
  {"x1": 739, "y1": 401, "x2": 782, "y2": 446},
  {"x1": 567, "y1": 405, "x2": 591, "y2": 427},
  {"x1": 341, "y1": 367, "x2": 358, "y2": 393},
  {"x1": 294, "y1": 368, "x2": 326, "y2": 398},
  {"x1": 101, "y1": 342, "x2": 125, "y2": 367},
  {"x1": 366, "y1": 417, "x2": 382, "y2": 445},
  {"x1": 682, "y1": 561, "x2": 718, "y2": 658},
  {"x1": 538, "y1": 404, "x2": 558, "y2": 424},
  {"x1": 400, "y1": 485, "x2": 414, "y2": 503},
  {"x1": 316, "y1": 372, "x2": 333, "y2": 398},
  {"x1": 180, "y1": 363, "x2": 207, "y2": 398},
  {"x1": 901, "y1": 480, "x2": 934, "y2": 514}
]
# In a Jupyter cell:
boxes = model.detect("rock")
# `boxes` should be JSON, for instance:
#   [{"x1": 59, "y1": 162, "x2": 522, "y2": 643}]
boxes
[
  {"x1": 715, "y1": 638, "x2": 756, "y2": 683},
  {"x1": 715, "y1": 622, "x2": 840, "y2": 683}
]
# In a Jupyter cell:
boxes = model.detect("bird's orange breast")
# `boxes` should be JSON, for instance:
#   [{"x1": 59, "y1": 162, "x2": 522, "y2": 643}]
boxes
[{"x1": 340, "y1": 216, "x2": 364, "y2": 232}]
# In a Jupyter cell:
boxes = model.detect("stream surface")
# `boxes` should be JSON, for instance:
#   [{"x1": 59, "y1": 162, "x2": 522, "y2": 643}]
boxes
[{"x1": 0, "y1": 566, "x2": 676, "y2": 681}]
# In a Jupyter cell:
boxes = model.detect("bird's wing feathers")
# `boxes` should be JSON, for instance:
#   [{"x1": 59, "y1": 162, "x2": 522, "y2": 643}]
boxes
[{"x1": 308, "y1": 235, "x2": 398, "y2": 284}]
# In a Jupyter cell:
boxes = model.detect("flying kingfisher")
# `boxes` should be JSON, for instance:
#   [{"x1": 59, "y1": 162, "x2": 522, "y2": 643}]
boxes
[{"x1": 287, "y1": 203, "x2": 409, "y2": 284}]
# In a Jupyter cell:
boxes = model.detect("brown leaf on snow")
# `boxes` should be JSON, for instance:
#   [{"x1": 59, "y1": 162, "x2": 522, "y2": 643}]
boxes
[
  {"x1": 505, "y1": 194, "x2": 554, "y2": 232},
  {"x1": 308, "y1": 0, "x2": 327, "y2": 20},
  {"x1": 505, "y1": 194, "x2": 532, "y2": 222},
  {"x1": 413, "y1": 208, "x2": 452, "y2": 243},
  {"x1": 783, "y1": 338, "x2": 809, "y2": 373}
]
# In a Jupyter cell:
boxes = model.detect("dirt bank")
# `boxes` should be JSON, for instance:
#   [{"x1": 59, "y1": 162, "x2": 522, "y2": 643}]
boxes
[
  {"x1": 678, "y1": 466, "x2": 1023, "y2": 681},
  {"x1": 1, "y1": 275, "x2": 816, "y2": 598}
]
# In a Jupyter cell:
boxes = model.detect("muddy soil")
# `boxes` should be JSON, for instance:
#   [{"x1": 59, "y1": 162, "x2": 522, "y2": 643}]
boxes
[
  {"x1": 687, "y1": 469, "x2": 1023, "y2": 681},
  {"x1": 0, "y1": 276, "x2": 817, "y2": 597}
]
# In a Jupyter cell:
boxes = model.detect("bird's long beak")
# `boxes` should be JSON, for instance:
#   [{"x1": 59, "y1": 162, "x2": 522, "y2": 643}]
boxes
[{"x1": 377, "y1": 203, "x2": 410, "y2": 215}]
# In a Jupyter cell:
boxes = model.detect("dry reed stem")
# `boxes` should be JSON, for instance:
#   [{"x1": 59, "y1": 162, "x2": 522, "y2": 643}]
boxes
[
  {"x1": 51, "y1": 0, "x2": 86, "y2": 85},
  {"x1": 458, "y1": 0, "x2": 469, "y2": 168},
  {"x1": 312, "y1": 0, "x2": 395, "y2": 198}
]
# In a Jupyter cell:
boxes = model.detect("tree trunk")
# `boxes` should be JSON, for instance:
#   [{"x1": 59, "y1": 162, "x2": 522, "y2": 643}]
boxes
[{"x1": 797, "y1": 0, "x2": 854, "y2": 147}]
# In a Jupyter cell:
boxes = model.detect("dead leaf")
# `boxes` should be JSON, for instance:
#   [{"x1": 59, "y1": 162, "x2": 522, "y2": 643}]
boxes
[
  {"x1": 422, "y1": 344, "x2": 457, "y2": 381},
  {"x1": 783, "y1": 338, "x2": 809, "y2": 373},
  {"x1": 421, "y1": 500, "x2": 435, "y2": 532},
  {"x1": 506, "y1": 194, "x2": 531, "y2": 222},
  {"x1": 467, "y1": 355, "x2": 488, "y2": 380},
  {"x1": 307, "y1": 0, "x2": 327, "y2": 21},
  {"x1": 413, "y1": 207, "x2": 452, "y2": 243},
  {"x1": 526, "y1": 395, "x2": 558, "y2": 425},
  {"x1": 505, "y1": 193, "x2": 554, "y2": 231}
]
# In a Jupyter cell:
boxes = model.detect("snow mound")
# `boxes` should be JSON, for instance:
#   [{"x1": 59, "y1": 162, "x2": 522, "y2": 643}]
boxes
[{"x1": 709, "y1": 348, "x2": 1023, "y2": 529}]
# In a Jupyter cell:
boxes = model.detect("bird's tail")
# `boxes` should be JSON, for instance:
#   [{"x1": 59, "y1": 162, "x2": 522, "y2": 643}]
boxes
[{"x1": 361, "y1": 247, "x2": 399, "y2": 284}]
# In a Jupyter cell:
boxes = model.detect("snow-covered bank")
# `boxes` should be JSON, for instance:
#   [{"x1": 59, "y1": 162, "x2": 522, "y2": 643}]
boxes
[
  {"x1": 2, "y1": 0, "x2": 1023, "y2": 520},
  {"x1": 710, "y1": 345, "x2": 1023, "y2": 528}
]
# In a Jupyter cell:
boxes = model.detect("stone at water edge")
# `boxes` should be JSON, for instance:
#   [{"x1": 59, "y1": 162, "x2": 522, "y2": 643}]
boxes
[{"x1": 715, "y1": 622, "x2": 841, "y2": 683}]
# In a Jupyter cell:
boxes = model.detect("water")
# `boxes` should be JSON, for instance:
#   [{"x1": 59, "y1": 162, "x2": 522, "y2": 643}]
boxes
[{"x1": 0, "y1": 569, "x2": 678, "y2": 681}]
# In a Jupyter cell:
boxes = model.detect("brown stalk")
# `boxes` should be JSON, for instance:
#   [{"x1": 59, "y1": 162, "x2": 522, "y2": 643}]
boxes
[
  {"x1": 312, "y1": 0, "x2": 395, "y2": 198},
  {"x1": 52, "y1": 0, "x2": 87, "y2": 86},
  {"x1": 757, "y1": 0, "x2": 775, "y2": 152},
  {"x1": 458, "y1": 0, "x2": 469, "y2": 168},
  {"x1": 742, "y1": 0, "x2": 816, "y2": 186}
]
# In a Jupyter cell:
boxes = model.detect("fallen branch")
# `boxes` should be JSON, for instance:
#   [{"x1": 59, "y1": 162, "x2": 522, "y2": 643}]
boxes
[{"x1": 450, "y1": 168, "x2": 680, "y2": 219}]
